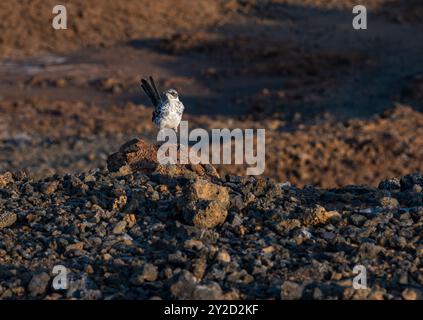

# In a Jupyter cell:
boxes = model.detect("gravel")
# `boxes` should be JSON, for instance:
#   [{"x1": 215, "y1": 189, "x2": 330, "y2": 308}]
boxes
[{"x1": 0, "y1": 139, "x2": 422, "y2": 300}]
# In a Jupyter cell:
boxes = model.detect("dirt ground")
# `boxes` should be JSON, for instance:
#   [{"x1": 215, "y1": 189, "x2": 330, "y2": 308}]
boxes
[{"x1": 0, "y1": 0, "x2": 423, "y2": 187}]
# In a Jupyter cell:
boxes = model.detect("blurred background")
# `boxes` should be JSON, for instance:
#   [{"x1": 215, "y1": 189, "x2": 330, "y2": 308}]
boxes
[{"x1": 0, "y1": 0, "x2": 422, "y2": 187}]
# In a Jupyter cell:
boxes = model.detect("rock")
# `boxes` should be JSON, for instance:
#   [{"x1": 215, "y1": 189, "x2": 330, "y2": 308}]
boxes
[
  {"x1": 400, "y1": 173, "x2": 423, "y2": 191},
  {"x1": 312, "y1": 287, "x2": 323, "y2": 300},
  {"x1": 368, "y1": 289, "x2": 385, "y2": 300},
  {"x1": 192, "y1": 258, "x2": 207, "y2": 279},
  {"x1": 358, "y1": 242, "x2": 384, "y2": 260},
  {"x1": 141, "y1": 264, "x2": 158, "y2": 282},
  {"x1": 170, "y1": 271, "x2": 224, "y2": 300},
  {"x1": 28, "y1": 272, "x2": 50, "y2": 297},
  {"x1": 0, "y1": 212, "x2": 17, "y2": 229},
  {"x1": 103, "y1": 253, "x2": 112, "y2": 261},
  {"x1": 262, "y1": 246, "x2": 274, "y2": 254},
  {"x1": 169, "y1": 271, "x2": 197, "y2": 299},
  {"x1": 302, "y1": 205, "x2": 340, "y2": 226},
  {"x1": 112, "y1": 195, "x2": 127, "y2": 210},
  {"x1": 112, "y1": 221, "x2": 127, "y2": 234},
  {"x1": 191, "y1": 283, "x2": 224, "y2": 300},
  {"x1": 227, "y1": 212, "x2": 243, "y2": 227},
  {"x1": 180, "y1": 179, "x2": 230, "y2": 228},
  {"x1": 65, "y1": 242, "x2": 84, "y2": 252},
  {"x1": 0, "y1": 172, "x2": 13, "y2": 187},
  {"x1": 107, "y1": 139, "x2": 157, "y2": 173},
  {"x1": 40, "y1": 181, "x2": 60, "y2": 195},
  {"x1": 66, "y1": 273, "x2": 102, "y2": 299},
  {"x1": 217, "y1": 250, "x2": 231, "y2": 263},
  {"x1": 402, "y1": 288, "x2": 421, "y2": 300},
  {"x1": 107, "y1": 138, "x2": 219, "y2": 179},
  {"x1": 378, "y1": 178, "x2": 401, "y2": 191},
  {"x1": 184, "y1": 239, "x2": 204, "y2": 250},
  {"x1": 280, "y1": 281, "x2": 304, "y2": 300},
  {"x1": 0, "y1": 172, "x2": 13, "y2": 188},
  {"x1": 350, "y1": 214, "x2": 367, "y2": 227},
  {"x1": 277, "y1": 219, "x2": 301, "y2": 232},
  {"x1": 123, "y1": 214, "x2": 137, "y2": 228},
  {"x1": 380, "y1": 197, "x2": 399, "y2": 209},
  {"x1": 227, "y1": 270, "x2": 254, "y2": 284},
  {"x1": 131, "y1": 263, "x2": 158, "y2": 285}
]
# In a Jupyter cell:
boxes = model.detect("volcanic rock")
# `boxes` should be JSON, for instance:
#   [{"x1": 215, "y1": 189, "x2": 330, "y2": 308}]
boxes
[{"x1": 179, "y1": 178, "x2": 230, "y2": 228}]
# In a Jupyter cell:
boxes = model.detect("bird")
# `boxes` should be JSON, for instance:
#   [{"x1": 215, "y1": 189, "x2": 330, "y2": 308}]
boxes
[{"x1": 140, "y1": 76, "x2": 184, "y2": 132}]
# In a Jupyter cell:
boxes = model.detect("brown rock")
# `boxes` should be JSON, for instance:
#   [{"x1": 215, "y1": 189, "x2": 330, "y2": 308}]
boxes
[
  {"x1": 107, "y1": 139, "x2": 157, "y2": 173},
  {"x1": 192, "y1": 258, "x2": 207, "y2": 279},
  {"x1": 113, "y1": 221, "x2": 127, "y2": 234},
  {"x1": 131, "y1": 263, "x2": 158, "y2": 285},
  {"x1": 107, "y1": 138, "x2": 219, "y2": 179},
  {"x1": 0, "y1": 172, "x2": 13, "y2": 188},
  {"x1": 170, "y1": 271, "x2": 225, "y2": 300},
  {"x1": 380, "y1": 197, "x2": 399, "y2": 209},
  {"x1": 262, "y1": 246, "x2": 274, "y2": 254},
  {"x1": 65, "y1": 242, "x2": 84, "y2": 252},
  {"x1": 41, "y1": 181, "x2": 60, "y2": 195},
  {"x1": 184, "y1": 239, "x2": 204, "y2": 250},
  {"x1": 277, "y1": 219, "x2": 301, "y2": 232},
  {"x1": 280, "y1": 281, "x2": 304, "y2": 300},
  {"x1": 302, "y1": 205, "x2": 341, "y2": 226},
  {"x1": 28, "y1": 272, "x2": 50, "y2": 297},
  {"x1": 0, "y1": 212, "x2": 17, "y2": 229},
  {"x1": 123, "y1": 214, "x2": 137, "y2": 228},
  {"x1": 368, "y1": 289, "x2": 385, "y2": 300},
  {"x1": 180, "y1": 179, "x2": 230, "y2": 228},
  {"x1": 112, "y1": 195, "x2": 127, "y2": 210},
  {"x1": 217, "y1": 250, "x2": 231, "y2": 263},
  {"x1": 402, "y1": 288, "x2": 421, "y2": 300}
]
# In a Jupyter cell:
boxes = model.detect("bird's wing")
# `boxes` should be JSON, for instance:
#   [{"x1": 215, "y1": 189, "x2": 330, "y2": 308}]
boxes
[{"x1": 152, "y1": 100, "x2": 169, "y2": 125}]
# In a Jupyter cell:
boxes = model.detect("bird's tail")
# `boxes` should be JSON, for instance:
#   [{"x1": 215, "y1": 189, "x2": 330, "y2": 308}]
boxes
[{"x1": 140, "y1": 76, "x2": 162, "y2": 107}]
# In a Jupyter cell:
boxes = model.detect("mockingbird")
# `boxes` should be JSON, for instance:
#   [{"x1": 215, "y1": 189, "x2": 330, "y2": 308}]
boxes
[{"x1": 141, "y1": 76, "x2": 185, "y2": 132}]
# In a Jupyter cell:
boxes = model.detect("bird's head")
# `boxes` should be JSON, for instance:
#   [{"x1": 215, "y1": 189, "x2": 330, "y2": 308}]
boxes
[{"x1": 164, "y1": 89, "x2": 179, "y2": 100}]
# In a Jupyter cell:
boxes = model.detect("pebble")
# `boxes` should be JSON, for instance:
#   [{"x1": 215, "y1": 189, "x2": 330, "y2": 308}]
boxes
[
  {"x1": 131, "y1": 263, "x2": 158, "y2": 285},
  {"x1": 402, "y1": 288, "x2": 421, "y2": 300},
  {"x1": 378, "y1": 178, "x2": 401, "y2": 191},
  {"x1": 350, "y1": 214, "x2": 367, "y2": 227},
  {"x1": 380, "y1": 197, "x2": 399, "y2": 209},
  {"x1": 112, "y1": 221, "x2": 127, "y2": 234},
  {"x1": 28, "y1": 273, "x2": 50, "y2": 297},
  {"x1": 0, "y1": 212, "x2": 17, "y2": 229},
  {"x1": 217, "y1": 250, "x2": 231, "y2": 263},
  {"x1": 280, "y1": 281, "x2": 304, "y2": 300}
]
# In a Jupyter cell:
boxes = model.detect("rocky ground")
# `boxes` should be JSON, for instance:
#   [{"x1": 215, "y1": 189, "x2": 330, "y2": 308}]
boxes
[
  {"x1": 0, "y1": 139, "x2": 422, "y2": 300},
  {"x1": 0, "y1": 0, "x2": 423, "y2": 300},
  {"x1": 0, "y1": 0, "x2": 423, "y2": 187}
]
